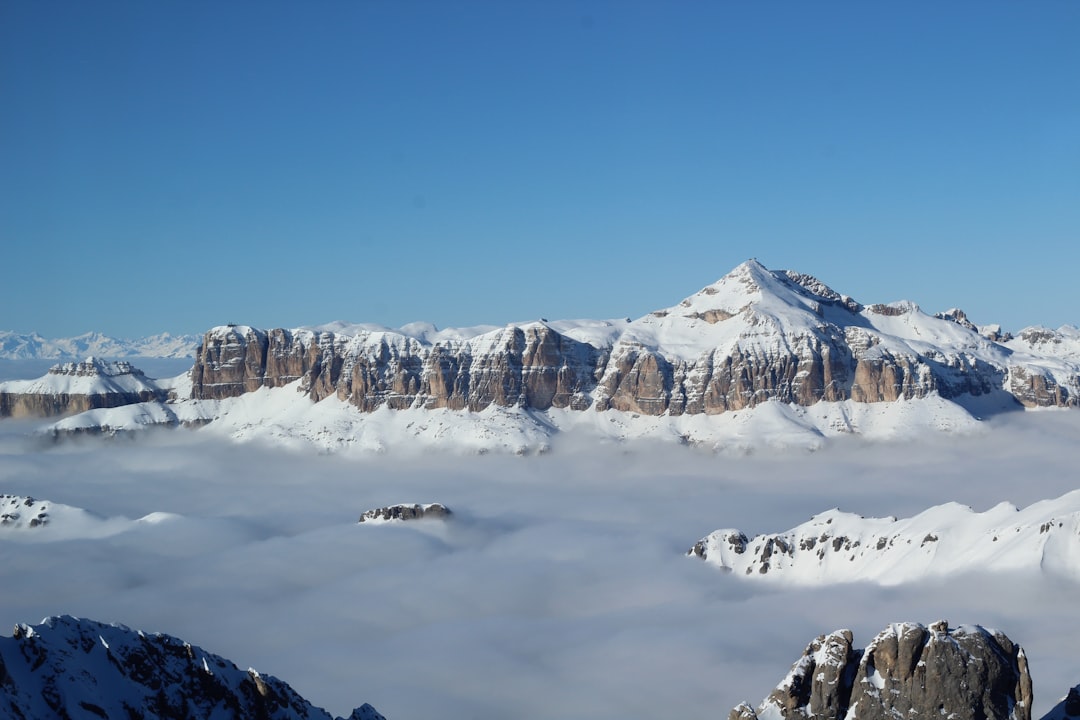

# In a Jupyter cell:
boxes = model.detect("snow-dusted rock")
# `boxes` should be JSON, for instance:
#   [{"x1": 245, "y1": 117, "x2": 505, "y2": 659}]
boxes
[
  {"x1": 690, "y1": 490, "x2": 1080, "y2": 585},
  {"x1": 731, "y1": 621, "x2": 1032, "y2": 720},
  {"x1": 0, "y1": 357, "x2": 167, "y2": 418},
  {"x1": 0, "y1": 616, "x2": 386, "y2": 720},
  {"x1": 0, "y1": 494, "x2": 52, "y2": 529},
  {"x1": 358, "y1": 503, "x2": 452, "y2": 523}
]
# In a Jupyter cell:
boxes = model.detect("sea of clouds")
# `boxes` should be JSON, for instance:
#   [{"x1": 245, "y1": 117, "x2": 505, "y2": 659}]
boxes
[{"x1": 2, "y1": 406, "x2": 1079, "y2": 719}]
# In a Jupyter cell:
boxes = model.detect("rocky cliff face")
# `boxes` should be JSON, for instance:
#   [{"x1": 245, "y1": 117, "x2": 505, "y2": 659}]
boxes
[
  {"x1": 185, "y1": 261, "x2": 1079, "y2": 417},
  {"x1": 189, "y1": 323, "x2": 601, "y2": 412},
  {"x1": 730, "y1": 621, "x2": 1032, "y2": 720},
  {"x1": 0, "y1": 358, "x2": 167, "y2": 418},
  {"x1": 0, "y1": 616, "x2": 386, "y2": 720}
]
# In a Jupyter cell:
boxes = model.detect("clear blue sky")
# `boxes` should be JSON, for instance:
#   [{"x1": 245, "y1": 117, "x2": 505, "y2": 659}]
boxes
[{"x1": 2, "y1": 1, "x2": 1078, "y2": 338}]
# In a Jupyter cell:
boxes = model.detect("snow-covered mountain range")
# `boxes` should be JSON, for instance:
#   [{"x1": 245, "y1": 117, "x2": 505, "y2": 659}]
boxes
[
  {"x1": 4, "y1": 260, "x2": 1079, "y2": 451},
  {"x1": 0, "y1": 331, "x2": 199, "y2": 359},
  {"x1": 188, "y1": 260, "x2": 1080, "y2": 415},
  {"x1": 690, "y1": 489, "x2": 1080, "y2": 585},
  {"x1": 0, "y1": 616, "x2": 385, "y2": 720}
]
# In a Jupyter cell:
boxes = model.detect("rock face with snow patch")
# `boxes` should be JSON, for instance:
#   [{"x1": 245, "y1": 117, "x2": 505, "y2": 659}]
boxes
[
  {"x1": 690, "y1": 489, "x2": 1080, "y2": 584},
  {"x1": 0, "y1": 615, "x2": 386, "y2": 720},
  {"x1": 185, "y1": 261, "x2": 1080, "y2": 417},
  {"x1": 731, "y1": 621, "x2": 1032, "y2": 720},
  {"x1": 358, "y1": 503, "x2": 452, "y2": 523},
  {"x1": 0, "y1": 358, "x2": 166, "y2": 418}
]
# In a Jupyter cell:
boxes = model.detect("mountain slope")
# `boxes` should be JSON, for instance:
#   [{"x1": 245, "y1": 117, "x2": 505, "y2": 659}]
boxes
[
  {"x1": 0, "y1": 616, "x2": 385, "y2": 720},
  {"x1": 690, "y1": 489, "x2": 1080, "y2": 585}
]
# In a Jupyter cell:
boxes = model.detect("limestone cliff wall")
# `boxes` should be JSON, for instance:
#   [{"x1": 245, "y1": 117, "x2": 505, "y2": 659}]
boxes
[
  {"x1": 189, "y1": 325, "x2": 602, "y2": 412},
  {"x1": 0, "y1": 390, "x2": 163, "y2": 418},
  {"x1": 187, "y1": 322, "x2": 1049, "y2": 415}
]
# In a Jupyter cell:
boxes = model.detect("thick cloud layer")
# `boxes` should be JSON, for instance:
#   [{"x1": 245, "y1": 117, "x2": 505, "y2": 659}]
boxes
[{"x1": 2, "y1": 411, "x2": 1080, "y2": 719}]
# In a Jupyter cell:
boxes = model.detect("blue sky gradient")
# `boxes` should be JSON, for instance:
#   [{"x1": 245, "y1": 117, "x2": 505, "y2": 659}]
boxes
[{"x1": 2, "y1": 1, "x2": 1078, "y2": 337}]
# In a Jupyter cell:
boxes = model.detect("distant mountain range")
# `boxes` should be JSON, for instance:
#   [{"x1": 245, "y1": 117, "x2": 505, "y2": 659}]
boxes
[
  {"x1": 2, "y1": 260, "x2": 1079, "y2": 451},
  {"x1": 0, "y1": 331, "x2": 200, "y2": 359}
]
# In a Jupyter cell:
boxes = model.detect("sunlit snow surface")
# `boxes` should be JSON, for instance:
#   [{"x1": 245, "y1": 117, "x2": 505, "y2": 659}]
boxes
[
  {"x1": 3, "y1": 410, "x2": 1080, "y2": 720},
  {"x1": 43, "y1": 379, "x2": 996, "y2": 454}
]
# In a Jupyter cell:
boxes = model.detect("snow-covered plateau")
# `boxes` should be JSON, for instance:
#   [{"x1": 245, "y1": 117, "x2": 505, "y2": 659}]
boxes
[
  {"x1": 0, "y1": 615, "x2": 386, "y2": 720},
  {"x1": 3, "y1": 260, "x2": 1078, "y2": 453}
]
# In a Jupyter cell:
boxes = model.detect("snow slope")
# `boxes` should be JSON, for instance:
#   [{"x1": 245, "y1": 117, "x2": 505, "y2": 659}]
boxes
[
  {"x1": 0, "y1": 493, "x2": 182, "y2": 541},
  {"x1": 691, "y1": 490, "x2": 1080, "y2": 585}
]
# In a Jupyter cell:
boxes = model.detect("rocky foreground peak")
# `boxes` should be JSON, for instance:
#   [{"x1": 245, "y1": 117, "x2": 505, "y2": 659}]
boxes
[
  {"x1": 0, "y1": 616, "x2": 386, "y2": 720},
  {"x1": 731, "y1": 621, "x2": 1032, "y2": 720}
]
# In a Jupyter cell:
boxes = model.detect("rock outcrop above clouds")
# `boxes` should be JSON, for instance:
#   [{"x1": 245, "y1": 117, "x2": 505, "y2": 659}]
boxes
[
  {"x1": 358, "y1": 503, "x2": 452, "y2": 523},
  {"x1": 186, "y1": 261, "x2": 1080, "y2": 416},
  {"x1": 0, "y1": 616, "x2": 386, "y2": 720},
  {"x1": 0, "y1": 357, "x2": 167, "y2": 418},
  {"x1": 690, "y1": 489, "x2": 1080, "y2": 585},
  {"x1": 730, "y1": 621, "x2": 1032, "y2": 720}
]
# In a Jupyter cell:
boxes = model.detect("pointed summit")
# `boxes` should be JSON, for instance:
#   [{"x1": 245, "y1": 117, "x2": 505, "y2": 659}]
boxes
[{"x1": 650, "y1": 259, "x2": 855, "y2": 332}]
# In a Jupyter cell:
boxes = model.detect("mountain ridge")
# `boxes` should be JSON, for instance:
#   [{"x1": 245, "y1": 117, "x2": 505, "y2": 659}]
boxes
[
  {"x1": 187, "y1": 260, "x2": 1080, "y2": 415},
  {"x1": 5, "y1": 260, "x2": 1079, "y2": 451},
  {"x1": 690, "y1": 488, "x2": 1080, "y2": 585}
]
